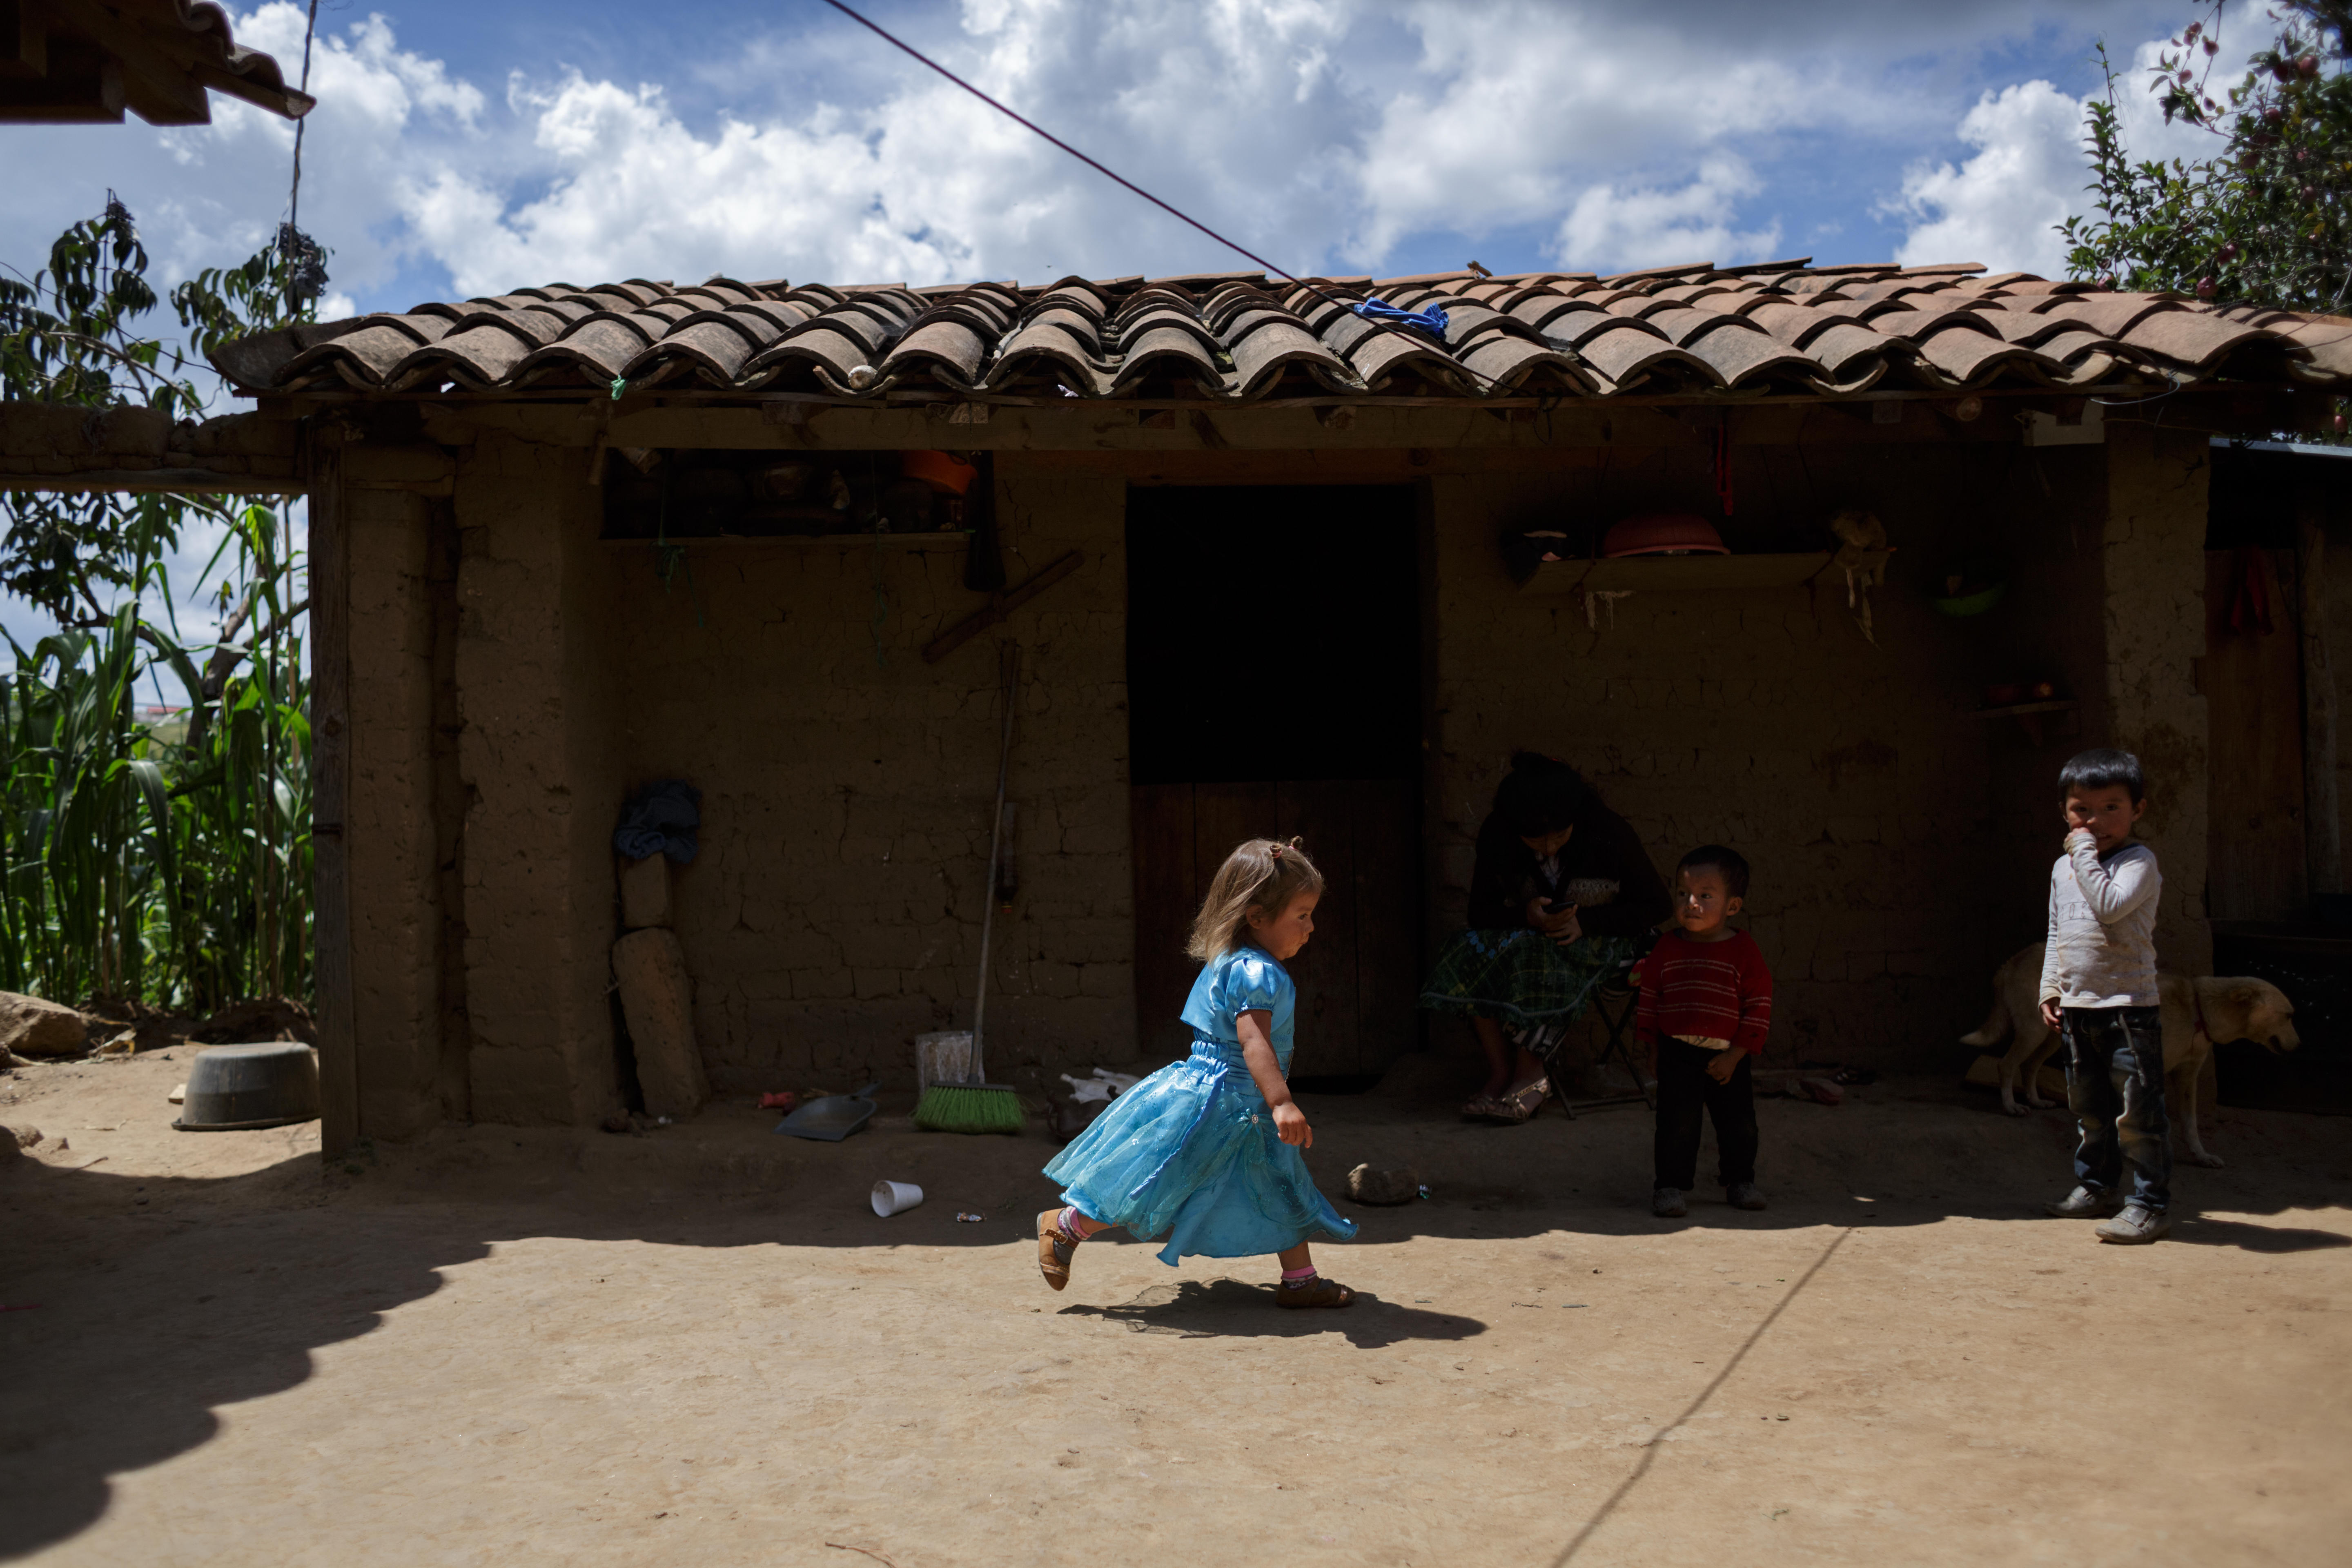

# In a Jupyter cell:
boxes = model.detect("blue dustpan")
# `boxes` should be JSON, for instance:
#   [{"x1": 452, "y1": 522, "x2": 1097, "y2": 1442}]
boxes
[{"x1": 773, "y1": 1082, "x2": 880, "y2": 1142}]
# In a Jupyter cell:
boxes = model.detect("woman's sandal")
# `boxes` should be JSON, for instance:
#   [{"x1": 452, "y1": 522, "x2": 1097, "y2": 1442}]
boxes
[
  {"x1": 1467, "y1": 1077, "x2": 1548, "y2": 1125},
  {"x1": 1275, "y1": 1276, "x2": 1356, "y2": 1309},
  {"x1": 1499, "y1": 1076, "x2": 1549, "y2": 1123},
  {"x1": 1035, "y1": 1209, "x2": 1076, "y2": 1291}
]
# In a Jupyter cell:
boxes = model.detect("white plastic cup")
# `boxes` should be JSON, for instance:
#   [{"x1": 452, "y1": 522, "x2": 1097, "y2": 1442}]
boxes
[{"x1": 871, "y1": 1179, "x2": 924, "y2": 1217}]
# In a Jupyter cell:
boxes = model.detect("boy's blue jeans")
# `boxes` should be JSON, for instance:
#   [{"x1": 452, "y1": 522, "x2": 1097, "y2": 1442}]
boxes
[{"x1": 2061, "y1": 1004, "x2": 2170, "y2": 1212}]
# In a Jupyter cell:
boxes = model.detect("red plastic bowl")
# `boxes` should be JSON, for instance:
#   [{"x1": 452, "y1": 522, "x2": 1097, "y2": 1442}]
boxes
[
  {"x1": 1601, "y1": 512, "x2": 1728, "y2": 558},
  {"x1": 900, "y1": 450, "x2": 980, "y2": 496}
]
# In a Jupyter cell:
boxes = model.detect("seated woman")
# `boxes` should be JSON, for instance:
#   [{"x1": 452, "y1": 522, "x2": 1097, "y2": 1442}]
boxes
[{"x1": 1419, "y1": 752, "x2": 1670, "y2": 1123}]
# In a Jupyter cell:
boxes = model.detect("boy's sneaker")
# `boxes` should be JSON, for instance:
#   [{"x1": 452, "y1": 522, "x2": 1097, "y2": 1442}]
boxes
[
  {"x1": 1651, "y1": 1187, "x2": 1688, "y2": 1218},
  {"x1": 2095, "y1": 1205, "x2": 2170, "y2": 1245},
  {"x1": 1726, "y1": 1183, "x2": 1767, "y2": 1211},
  {"x1": 2044, "y1": 1185, "x2": 2120, "y2": 1219}
]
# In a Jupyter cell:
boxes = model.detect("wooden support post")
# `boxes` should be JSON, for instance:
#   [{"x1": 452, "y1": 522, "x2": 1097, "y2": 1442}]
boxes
[
  {"x1": 2301, "y1": 494, "x2": 2342, "y2": 897},
  {"x1": 310, "y1": 431, "x2": 358, "y2": 1158}
]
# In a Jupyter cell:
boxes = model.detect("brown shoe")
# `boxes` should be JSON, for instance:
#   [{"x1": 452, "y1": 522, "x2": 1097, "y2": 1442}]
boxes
[
  {"x1": 1036, "y1": 1209, "x2": 1076, "y2": 1291},
  {"x1": 1275, "y1": 1276, "x2": 1356, "y2": 1309}
]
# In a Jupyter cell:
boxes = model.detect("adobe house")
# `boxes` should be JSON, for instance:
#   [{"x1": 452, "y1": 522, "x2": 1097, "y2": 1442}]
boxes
[{"x1": 7, "y1": 259, "x2": 2348, "y2": 1154}]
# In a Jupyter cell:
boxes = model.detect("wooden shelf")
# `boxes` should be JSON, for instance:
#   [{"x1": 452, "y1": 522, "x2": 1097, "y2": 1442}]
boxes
[
  {"x1": 1521, "y1": 551, "x2": 1834, "y2": 594},
  {"x1": 601, "y1": 531, "x2": 973, "y2": 549}
]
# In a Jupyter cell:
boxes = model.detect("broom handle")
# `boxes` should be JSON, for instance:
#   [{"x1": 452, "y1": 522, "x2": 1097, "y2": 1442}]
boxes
[{"x1": 972, "y1": 643, "x2": 1017, "y2": 1079}]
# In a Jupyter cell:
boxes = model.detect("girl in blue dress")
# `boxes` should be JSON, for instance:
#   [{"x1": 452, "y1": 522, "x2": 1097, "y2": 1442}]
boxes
[{"x1": 1036, "y1": 837, "x2": 1357, "y2": 1308}]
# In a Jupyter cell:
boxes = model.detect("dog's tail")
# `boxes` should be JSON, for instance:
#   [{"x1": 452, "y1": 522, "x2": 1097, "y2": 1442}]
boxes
[{"x1": 1959, "y1": 985, "x2": 2009, "y2": 1048}]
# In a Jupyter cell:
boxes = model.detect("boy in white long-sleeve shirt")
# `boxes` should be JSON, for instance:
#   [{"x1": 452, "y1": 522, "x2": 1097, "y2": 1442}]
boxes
[{"x1": 2038, "y1": 749, "x2": 2169, "y2": 1243}]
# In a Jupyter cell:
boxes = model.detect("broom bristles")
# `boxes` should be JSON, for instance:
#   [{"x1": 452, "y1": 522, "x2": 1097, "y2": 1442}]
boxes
[{"x1": 913, "y1": 1082, "x2": 1025, "y2": 1135}]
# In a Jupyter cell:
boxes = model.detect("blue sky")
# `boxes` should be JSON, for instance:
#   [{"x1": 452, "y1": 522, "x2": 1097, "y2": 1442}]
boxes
[{"x1": 4, "y1": 0, "x2": 2225, "y2": 325}]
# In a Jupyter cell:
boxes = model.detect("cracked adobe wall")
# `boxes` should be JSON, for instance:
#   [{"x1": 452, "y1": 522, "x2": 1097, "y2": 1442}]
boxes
[
  {"x1": 452, "y1": 434, "x2": 623, "y2": 1124},
  {"x1": 594, "y1": 457, "x2": 1133, "y2": 1094},
  {"x1": 2100, "y1": 423, "x2": 2212, "y2": 974},
  {"x1": 1423, "y1": 429, "x2": 2178, "y2": 1069},
  {"x1": 346, "y1": 486, "x2": 442, "y2": 1139}
]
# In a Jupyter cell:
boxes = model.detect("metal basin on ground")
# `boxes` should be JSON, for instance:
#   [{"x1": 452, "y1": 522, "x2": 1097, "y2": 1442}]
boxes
[{"x1": 174, "y1": 1041, "x2": 320, "y2": 1130}]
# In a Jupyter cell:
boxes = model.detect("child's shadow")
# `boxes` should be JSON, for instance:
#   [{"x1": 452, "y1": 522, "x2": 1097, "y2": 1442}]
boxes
[{"x1": 1059, "y1": 1277, "x2": 1486, "y2": 1348}]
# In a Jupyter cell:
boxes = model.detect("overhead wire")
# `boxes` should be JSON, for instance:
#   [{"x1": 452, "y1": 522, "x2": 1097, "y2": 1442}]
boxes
[{"x1": 813, "y1": 0, "x2": 1508, "y2": 392}]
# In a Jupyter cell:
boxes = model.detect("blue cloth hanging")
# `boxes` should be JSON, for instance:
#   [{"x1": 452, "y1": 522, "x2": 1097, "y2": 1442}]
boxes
[
  {"x1": 614, "y1": 780, "x2": 702, "y2": 864},
  {"x1": 1352, "y1": 297, "x2": 1450, "y2": 336}
]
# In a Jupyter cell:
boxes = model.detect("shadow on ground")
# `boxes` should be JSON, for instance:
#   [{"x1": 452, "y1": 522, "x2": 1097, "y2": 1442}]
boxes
[
  {"x1": 1057, "y1": 1277, "x2": 1482, "y2": 1347},
  {"x1": 3, "y1": 1060, "x2": 2349, "y2": 1558}
]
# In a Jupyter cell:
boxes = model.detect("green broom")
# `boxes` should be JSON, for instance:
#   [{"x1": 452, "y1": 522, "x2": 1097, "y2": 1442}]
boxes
[{"x1": 915, "y1": 644, "x2": 1027, "y2": 1135}]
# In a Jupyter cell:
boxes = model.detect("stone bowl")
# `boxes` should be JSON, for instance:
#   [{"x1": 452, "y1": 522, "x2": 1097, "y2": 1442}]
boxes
[{"x1": 173, "y1": 1041, "x2": 320, "y2": 1131}]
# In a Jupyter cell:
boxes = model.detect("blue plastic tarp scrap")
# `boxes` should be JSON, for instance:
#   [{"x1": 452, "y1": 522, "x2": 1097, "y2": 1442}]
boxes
[
  {"x1": 1352, "y1": 297, "x2": 1450, "y2": 336},
  {"x1": 615, "y1": 780, "x2": 702, "y2": 864}
]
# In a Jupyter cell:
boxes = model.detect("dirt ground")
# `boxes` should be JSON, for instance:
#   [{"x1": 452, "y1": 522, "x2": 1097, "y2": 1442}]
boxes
[{"x1": 4, "y1": 1050, "x2": 2350, "y2": 1568}]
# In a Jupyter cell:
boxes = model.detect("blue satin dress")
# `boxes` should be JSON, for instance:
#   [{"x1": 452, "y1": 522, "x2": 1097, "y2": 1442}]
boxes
[{"x1": 1044, "y1": 944, "x2": 1358, "y2": 1265}]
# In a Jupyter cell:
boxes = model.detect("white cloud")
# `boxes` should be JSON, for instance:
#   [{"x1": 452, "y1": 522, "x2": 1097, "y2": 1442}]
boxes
[
  {"x1": 1555, "y1": 157, "x2": 1782, "y2": 274},
  {"x1": 1892, "y1": 31, "x2": 2223, "y2": 276},
  {"x1": 1892, "y1": 80, "x2": 2089, "y2": 275},
  {"x1": 0, "y1": 1, "x2": 2223, "y2": 314}
]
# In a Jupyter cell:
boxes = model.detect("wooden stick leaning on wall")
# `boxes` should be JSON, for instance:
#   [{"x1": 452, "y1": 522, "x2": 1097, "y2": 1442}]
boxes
[
  {"x1": 921, "y1": 550, "x2": 1082, "y2": 664},
  {"x1": 308, "y1": 428, "x2": 359, "y2": 1159}
]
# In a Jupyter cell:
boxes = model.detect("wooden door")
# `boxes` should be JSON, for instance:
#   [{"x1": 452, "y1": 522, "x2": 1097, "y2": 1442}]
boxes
[
  {"x1": 2205, "y1": 548, "x2": 2307, "y2": 920},
  {"x1": 1125, "y1": 482, "x2": 1422, "y2": 1081},
  {"x1": 1131, "y1": 779, "x2": 1419, "y2": 1079}
]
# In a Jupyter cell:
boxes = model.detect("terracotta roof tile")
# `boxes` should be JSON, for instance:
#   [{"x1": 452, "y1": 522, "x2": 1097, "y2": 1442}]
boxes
[{"x1": 215, "y1": 262, "x2": 2352, "y2": 401}]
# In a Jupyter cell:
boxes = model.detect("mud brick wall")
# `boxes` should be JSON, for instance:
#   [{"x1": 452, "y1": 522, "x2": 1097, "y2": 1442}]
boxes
[
  {"x1": 591, "y1": 456, "x2": 1134, "y2": 1094},
  {"x1": 2098, "y1": 424, "x2": 2212, "y2": 972},
  {"x1": 330, "y1": 416, "x2": 2220, "y2": 1126},
  {"x1": 345, "y1": 486, "x2": 443, "y2": 1141},
  {"x1": 450, "y1": 433, "x2": 628, "y2": 1124},
  {"x1": 1422, "y1": 430, "x2": 2197, "y2": 1069}
]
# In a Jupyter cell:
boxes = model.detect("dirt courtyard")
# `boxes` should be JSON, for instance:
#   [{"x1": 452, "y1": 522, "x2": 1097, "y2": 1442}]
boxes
[{"x1": 4, "y1": 1050, "x2": 2350, "y2": 1567}]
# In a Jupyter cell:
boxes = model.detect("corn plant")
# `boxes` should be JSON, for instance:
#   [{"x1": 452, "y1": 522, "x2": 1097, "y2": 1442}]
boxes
[{"x1": 0, "y1": 200, "x2": 322, "y2": 1011}]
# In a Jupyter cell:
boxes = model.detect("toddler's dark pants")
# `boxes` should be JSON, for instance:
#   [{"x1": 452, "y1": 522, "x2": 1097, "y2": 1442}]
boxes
[
  {"x1": 1652, "y1": 1039, "x2": 1757, "y2": 1191},
  {"x1": 2061, "y1": 1003, "x2": 2170, "y2": 1212}
]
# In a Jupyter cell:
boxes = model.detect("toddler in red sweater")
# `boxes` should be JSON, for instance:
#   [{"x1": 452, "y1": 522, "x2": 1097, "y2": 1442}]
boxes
[{"x1": 1635, "y1": 845, "x2": 1773, "y2": 1218}]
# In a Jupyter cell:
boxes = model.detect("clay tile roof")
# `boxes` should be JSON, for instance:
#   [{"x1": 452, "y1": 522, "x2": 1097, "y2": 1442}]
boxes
[{"x1": 210, "y1": 263, "x2": 2352, "y2": 403}]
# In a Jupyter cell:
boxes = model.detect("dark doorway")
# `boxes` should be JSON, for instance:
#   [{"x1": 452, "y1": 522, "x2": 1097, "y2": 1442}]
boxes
[{"x1": 1125, "y1": 484, "x2": 1422, "y2": 1077}]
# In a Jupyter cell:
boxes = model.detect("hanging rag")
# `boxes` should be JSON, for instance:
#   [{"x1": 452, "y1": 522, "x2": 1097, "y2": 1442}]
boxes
[
  {"x1": 614, "y1": 780, "x2": 703, "y2": 863},
  {"x1": 1352, "y1": 297, "x2": 1450, "y2": 337},
  {"x1": 2227, "y1": 545, "x2": 2274, "y2": 635}
]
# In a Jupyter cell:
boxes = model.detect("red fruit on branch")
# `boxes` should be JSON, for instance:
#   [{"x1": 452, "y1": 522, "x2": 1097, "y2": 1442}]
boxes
[
  {"x1": 2196, "y1": 276, "x2": 2217, "y2": 299},
  {"x1": 2297, "y1": 55, "x2": 2318, "y2": 78},
  {"x1": 2218, "y1": 242, "x2": 2239, "y2": 263}
]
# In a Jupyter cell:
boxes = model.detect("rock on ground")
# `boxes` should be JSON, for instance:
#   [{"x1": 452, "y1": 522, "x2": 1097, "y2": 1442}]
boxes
[{"x1": 0, "y1": 992, "x2": 91, "y2": 1058}]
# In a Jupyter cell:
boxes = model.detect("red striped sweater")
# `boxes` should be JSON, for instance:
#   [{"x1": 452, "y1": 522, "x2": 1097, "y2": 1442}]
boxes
[{"x1": 1633, "y1": 930, "x2": 1773, "y2": 1055}]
